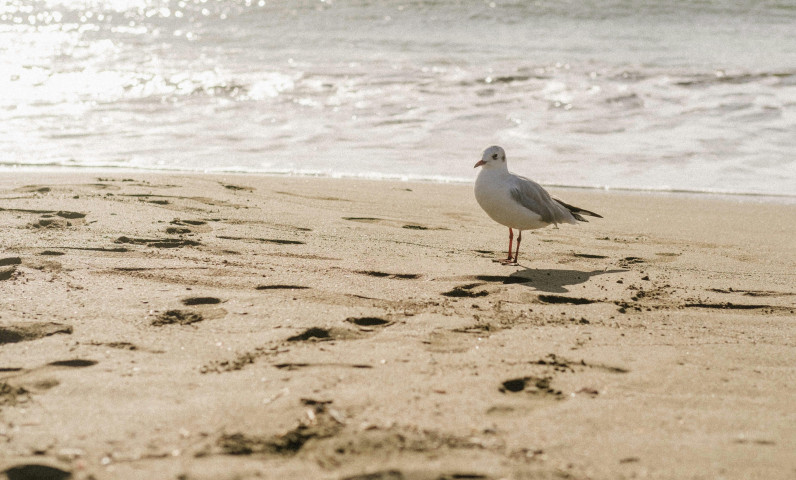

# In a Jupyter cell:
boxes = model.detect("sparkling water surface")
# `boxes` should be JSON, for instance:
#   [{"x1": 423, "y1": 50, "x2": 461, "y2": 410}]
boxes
[{"x1": 2, "y1": 1, "x2": 795, "y2": 197}]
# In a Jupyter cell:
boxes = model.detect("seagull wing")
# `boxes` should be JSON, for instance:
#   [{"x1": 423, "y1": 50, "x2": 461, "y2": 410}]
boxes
[
  {"x1": 509, "y1": 174, "x2": 578, "y2": 225},
  {"x1": 552, "y1": 198, "x2": 603, "y2": 221}
]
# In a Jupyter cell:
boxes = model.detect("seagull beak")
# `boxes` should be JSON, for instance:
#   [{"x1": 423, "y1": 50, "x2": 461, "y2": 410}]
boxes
[{"x1": 474, "y1": 160, "x2": 486, "y2": 168}]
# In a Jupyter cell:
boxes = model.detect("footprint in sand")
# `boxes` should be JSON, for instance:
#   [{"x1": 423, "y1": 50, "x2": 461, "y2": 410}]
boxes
[
  {"x1": 2, "y1": 358, "x2": 98, "y2": 372},
  {"x1": 0, "y1": 382, "x2": 30, "y2": 407},
  {"x1": 14, "y1": 182, "x2": 119, "y2": 194},
  {"x1": 273, "y1": 362, "x2": 373, "y2": 370},
  {"x1": 216, "y1": 407, "x2": 490, "y2": 478},
  {"x1": 203, "y1": 320, "x2": 377, "y2": 374},
  {"x1": 318, "y1": 427, "x2": 490, "y2": 479},
  {"x1": 115, "y1": 236, "x2": 201, "y2": 249},
  {"x1": 119, "y1": 193, "x2": 243, "y2": 208},
  {"x1": 26, "y1": 211, "x2": 87, "y2": 229},
  {"x1": 1, "y1": 358, "x2": 98, "y2": 410},
  {"x1": 0, "y1": 257, "x2": 21, "y2": 281},
  {"x1": 175, "y1": 219, "x2": 208, "y2": 225},
  {"x1": 0, "y1": 257, "x2": 22, "y2": 267},
  {"x1": 452, "y1": 323, "x2": 499, "y2": 335},
  {"x1": 217, "y1": 403, "x2": 343, "y2": 456},
  {"x1": 286, "y1": 327, "x2": 363, "y2": 342},
  {"x1": 346, "y1": 317, "x2": 392, "y2": 328},
  {"x1": 12, "y1": 185, "x2": 53, "y2": 194},
  {"x1": 151, "y1": 310, "x2": 204, "y2": 326},
  {"x1": 342, "y1": 216, "x2": 443, "y2": 231},
  {"x1": 216, "y1": 235, "x2": 304, "y2": 245},
  {"x1": 572, "y1": 253, "x2": 608, "y2": 259},
  {"x1": 0, "y1": 322, "x2": 72, "y2": 344},
  {"x1": 150, "y1": 304, "x2": 227, "y2": 326},
  {"x1": 355, "y1": 270, "x2": 421, "y2": 280},
  {"x1": 536, "y1": 294, "x2": 597, "y2": 305},
  {"x1": 441, "y1": 283, "x2": 489, "y2": 298},
  {"x1": 618, "y1": 256, "x2": 645, "y2": 267},
  {"x1": 221, "y1": 183, "x2": 254, "y2": 192},
  {"x1": 170, "y1": 218, "x2": 213, "y2": 233},
  {"x1": 683, "y1": 301, "x2": 789, "y2": 313},
  {"x1": 88, "y1": 341, "x2": 139, "y2": 351},
  {"x1": 345, "y1": 316, "x2": 395, "y2": 333},
  {"x1": 1, "y1": 464, "x2": 72, "y2": 480},
  {"x1": 218, "y1": 321, "x2": 389, "y2": 372},
  {"x1": 422, "y1": 329, "x2": 482, "y2": 353},
  {"x1": 499, "y1": 376, "x2": 562, "y2": 397},
  {"x1": 55, "y1": 211, "x2": 86, "y2": 220},
  {"x1": 256, "y1": 284, "x2": 310, "y2": 290},
  {"x1": 30, "y1": 217, "x2": 70, "y2": 229},
  {"x1": 47, "y1": 359, "x2": 98, "y2": 368},
  {"x1": 709, "y1": 287, "x2": 795, "y2": 298},
  {"x1": 182, "y1": 296, "x2": 223, "y2": 306}
]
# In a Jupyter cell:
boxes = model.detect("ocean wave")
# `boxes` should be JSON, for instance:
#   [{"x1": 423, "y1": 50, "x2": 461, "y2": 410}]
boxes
[
  {"x1": 2, "y1": 0, "x2": 795, "y2": 199},
  {"x1": 673, "y1": 71, "x2": 796, "y2": 88}
]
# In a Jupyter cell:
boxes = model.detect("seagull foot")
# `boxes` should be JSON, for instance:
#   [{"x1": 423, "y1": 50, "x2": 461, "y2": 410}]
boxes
[{"x1": 495, "y1": 258, "x2": 519, "y2": 266}]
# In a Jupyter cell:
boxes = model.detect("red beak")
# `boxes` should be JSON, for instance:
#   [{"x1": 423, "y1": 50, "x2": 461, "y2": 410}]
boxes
[{"x1": 474, "y1": 160, "x2": 486, "y2": 168}]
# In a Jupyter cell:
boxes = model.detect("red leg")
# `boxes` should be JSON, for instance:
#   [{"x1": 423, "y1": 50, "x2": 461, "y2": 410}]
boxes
[
  {"x1": 506, "y1": 228, "x2": 514, "y2": 262},
  {"x1": 498, "y1": 228, "x2": 516, "y2": 265},
  {"x1": 514, "y1": 230, "x2": 522, "y2": 264}
]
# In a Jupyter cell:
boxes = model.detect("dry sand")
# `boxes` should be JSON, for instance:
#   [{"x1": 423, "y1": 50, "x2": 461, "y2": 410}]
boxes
[{"x1": 1, "y1": 173, "x2": 794, "y2": 480}]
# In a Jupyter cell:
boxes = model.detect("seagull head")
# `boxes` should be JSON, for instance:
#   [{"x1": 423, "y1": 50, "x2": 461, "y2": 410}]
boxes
[{"x1": 474, "y1": 145, "x2": 506, "y2": 168}]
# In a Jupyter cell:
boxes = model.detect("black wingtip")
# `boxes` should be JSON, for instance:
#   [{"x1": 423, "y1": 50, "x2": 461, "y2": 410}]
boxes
[{"x1": 554, "y1": 198, "x2": 602, "y2": 221}]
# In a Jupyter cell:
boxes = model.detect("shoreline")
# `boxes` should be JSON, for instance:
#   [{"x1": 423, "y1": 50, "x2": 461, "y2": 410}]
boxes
[
  {"x1": 1, "y1": 172, "x2": 794, "y2": 480},
  {"x1": 2, "y1": 166, "x2": 794, "y2": 205}
]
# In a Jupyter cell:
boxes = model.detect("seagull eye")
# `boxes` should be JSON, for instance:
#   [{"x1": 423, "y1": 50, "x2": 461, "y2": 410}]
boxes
[{"x1": 491, "y1": 154, "x2": 498, "y2": 160}]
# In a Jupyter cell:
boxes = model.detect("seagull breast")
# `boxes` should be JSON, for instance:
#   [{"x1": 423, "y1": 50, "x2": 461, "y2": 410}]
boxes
[{"x1": 474, "y1": 167, "x2": 551, "y2": 231}]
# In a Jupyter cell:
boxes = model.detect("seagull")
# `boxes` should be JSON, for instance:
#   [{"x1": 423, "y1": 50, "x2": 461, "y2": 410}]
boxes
[{"x1": 474, "y1": 145, "x2": 602, "y2": 265}]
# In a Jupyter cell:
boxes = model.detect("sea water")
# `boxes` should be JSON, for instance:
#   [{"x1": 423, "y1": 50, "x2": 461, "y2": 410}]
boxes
[{"x1": 2, "y1": 0, "x2": 795, "y2": 197}]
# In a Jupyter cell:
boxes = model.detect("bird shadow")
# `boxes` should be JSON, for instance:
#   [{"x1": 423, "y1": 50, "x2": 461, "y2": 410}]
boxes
[{"x1": 475, "y1": 268, "x2": 626, "y2": 293}]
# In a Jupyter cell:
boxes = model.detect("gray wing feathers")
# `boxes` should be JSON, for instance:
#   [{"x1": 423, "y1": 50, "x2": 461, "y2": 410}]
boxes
[{"x1": 509, "y1": 175, "x2": 578, "y2": 225}]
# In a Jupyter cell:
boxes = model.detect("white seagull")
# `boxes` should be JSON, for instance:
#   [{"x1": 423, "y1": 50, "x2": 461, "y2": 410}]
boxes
[{"x1": 474, "y1": 145, "x2": 602, "y2": 265}]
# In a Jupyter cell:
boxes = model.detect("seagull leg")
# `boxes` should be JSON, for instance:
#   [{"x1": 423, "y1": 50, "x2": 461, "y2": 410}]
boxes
[
  {"x1": 513, "y1": 230, "x2": 522, "y2": 264},
  {"x1": 497, "y1": 228, "x2": 516, "y2": 265},
  {"x1": 507, "y1": 228, "x2": 514, "y2": 262}
]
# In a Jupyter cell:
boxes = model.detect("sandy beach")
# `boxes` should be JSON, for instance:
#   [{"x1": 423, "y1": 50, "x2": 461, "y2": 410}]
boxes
[{"x1": 1, "y1": 172, "x2": 794, "y2": 480}]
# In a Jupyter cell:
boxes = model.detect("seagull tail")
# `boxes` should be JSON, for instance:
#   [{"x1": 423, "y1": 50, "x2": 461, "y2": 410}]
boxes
[{"x1": 553, "y1": 198, "x2": 603, "y2": 222}]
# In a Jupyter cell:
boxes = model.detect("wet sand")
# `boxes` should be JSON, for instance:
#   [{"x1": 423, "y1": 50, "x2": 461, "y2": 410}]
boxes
[{"x1": 1, "y1": 173, "x2": 794, "y2": 480}]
